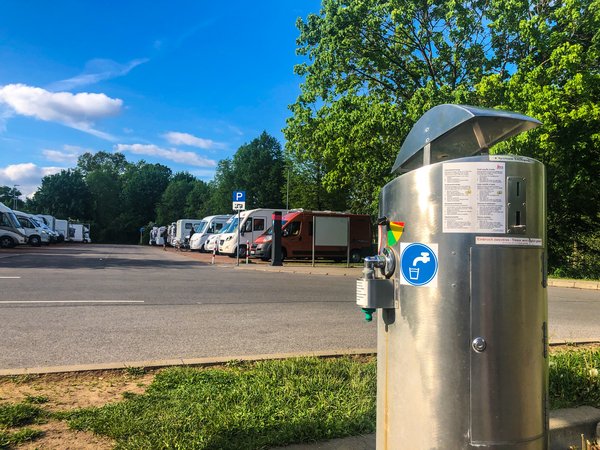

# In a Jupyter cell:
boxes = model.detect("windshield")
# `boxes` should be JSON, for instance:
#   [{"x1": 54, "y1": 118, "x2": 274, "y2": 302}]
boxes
[
  {"x1": 224, "y1": 217, "x2": 239, "y2": 234},
  {"x1": 263, "y1": 220, "x2": 289, "y2": 236},
  {"x1": 193, "y1": 221, "x2": 208, "y2": 233},
  {"x1": 7, "y1": 212, "x2": 21, "y2": 228},
  {"x1": 29, "y1": 217, "x2": 41, "y2": 227}
]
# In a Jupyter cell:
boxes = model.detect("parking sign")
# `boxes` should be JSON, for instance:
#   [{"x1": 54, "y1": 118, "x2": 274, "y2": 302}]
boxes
[{"x1": 232, "y1": 191, "x2": 246, "y2": 211}]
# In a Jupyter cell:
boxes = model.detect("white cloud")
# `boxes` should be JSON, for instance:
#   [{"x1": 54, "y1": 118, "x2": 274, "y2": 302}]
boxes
[
  {"x1": 42, "y1": 145, "x2": 89, "y2": 164},
  {"x1": 0, "y1": 83, "x2": 122, "y2": 140},
  {"x1": 115, "y1": 144, "x2": 217, "y2": 167},
  {"x1": 50, "y1": 58, "x2": 149, "y2": 90},
  {"x1": 0, "y1": 163, "x2": 63, "y2": 198},
  {"x1": 163, "y1": 132, "x2": 226, "y2": 150}
]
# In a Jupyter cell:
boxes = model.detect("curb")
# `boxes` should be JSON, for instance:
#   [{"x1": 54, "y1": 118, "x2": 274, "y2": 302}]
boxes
[
  {"x1": 1, "y1": 342, "x2": 597, "y2": 377},
  {"x1": 0, "y1": 348, "x2": 377, "y2": 377}
]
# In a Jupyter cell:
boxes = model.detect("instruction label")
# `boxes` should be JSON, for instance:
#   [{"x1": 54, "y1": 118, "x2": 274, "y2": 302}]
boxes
[
  {"x1": 475, "y1": 236, "x2": 543, "y2": 247},
  {"x1": 443, "y1": 162, "x2": 506, "y2": 233}
]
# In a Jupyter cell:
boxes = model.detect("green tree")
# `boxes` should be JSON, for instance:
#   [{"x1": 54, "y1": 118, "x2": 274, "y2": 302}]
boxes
[
  {"x1": 86, "y1": 169, "x2": 123, "y2": 242},
  {"x1": 118, "y1": 162, "x2": 172, "y2": 240},
  {"x1": 185, "y1": 180, "x2": 212, "y2": 218},
  {"x1": 28, "y1": 170, "x2": 92, "y2": 219},
  {"x1": 474, "y1": 0, "x2": 600, "y2": 277},
  {"x1": 206, "y1": 132, "x2": 285, "y2": 213},
  {"x1": 77, "y1": 151, "x2": 130, "y2": 175},
  {"x1": 283, "y1": 156, "x2": 348, "y2": 211},
  {"x1": 156, "y1": 172, "x2": 197, "y2": 224},
  {"x1": 205, "y1": 160, "x2": 236, "y2": 214},
  {"x1": 230, "y1": 131, "x2": 285, "y2": 209},
  {"x1": 285, "y1": 0, "x2": 493, "y2": 214},
  {"x1": 0, "y1": 185, "x2": 23, "y2": 210},
  {"x1": 287, "y1": 0, "x2": 600, "y2": 276}
]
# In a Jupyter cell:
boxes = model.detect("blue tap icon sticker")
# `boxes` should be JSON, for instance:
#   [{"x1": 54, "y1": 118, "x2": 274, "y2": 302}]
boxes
[{"x1": 400, "y1": 243, "x2": 438, "y2": 287}]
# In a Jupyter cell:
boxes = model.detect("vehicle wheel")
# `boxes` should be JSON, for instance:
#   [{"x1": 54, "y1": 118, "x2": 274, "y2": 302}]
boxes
[
  {"x1": 350, "y1": 249, "x2": 362, "y2": 263},
  {"x1": 0, "y1": 236, "x2": 14, "y2": 248},
  {"x1": 237, "y1": 245, "x2": 247, "y2": 258},
  {"x1": 29, "y1": 235, "x2": 41, "y2": 247}
]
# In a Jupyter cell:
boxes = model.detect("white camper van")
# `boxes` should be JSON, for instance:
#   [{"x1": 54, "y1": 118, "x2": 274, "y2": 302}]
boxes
[
  {"x1": 189, "y1": 215, "x2": 232, "y2": 251},
  {"x1": 55, "y1": 219, "x2": 69, "y2": 242},
  {"x1": 13, "y1": 210, "x2": 51, "y2": 246},
  {"x1": 219, "y1": 208, "x2": 284, "y2": 257},
  {"x1": 36, "y1": 214, "x2": 55, "y2": 231},
  {"x1": 33, "y1": 215, "x2": 59, "y2": 242},
  {"x1": 155, "y1": 226, "x2": 167, "y2": 246},
  {"x1": 69, "y1": 223, "x2": 91, "y2": 243},
  {"x1": 172, "y1": 219, "x2": 203, "y2": 248},
  {"x1": 0, "y1": 202, "x2": 28, "y2": 248},
  {"x1": 204, "y1": 216, "x2": 235, "y2": 254}
]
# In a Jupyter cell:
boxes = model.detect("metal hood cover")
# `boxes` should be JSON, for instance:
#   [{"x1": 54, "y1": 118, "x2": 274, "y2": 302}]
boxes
[{"x1": 391, "y1": 104, "x2": 542, "y2": 174}]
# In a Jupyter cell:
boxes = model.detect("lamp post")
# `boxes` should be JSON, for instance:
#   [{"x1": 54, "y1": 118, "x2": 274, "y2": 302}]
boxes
[{"x1": 12, "y1": 185, "x2": 19, "y2": 210}]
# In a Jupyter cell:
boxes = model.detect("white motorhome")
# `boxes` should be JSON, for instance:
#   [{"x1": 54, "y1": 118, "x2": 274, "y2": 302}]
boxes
[
  {"x1": 189, "y1": 215, "x2": 232, "y2": 251},
  {"x1": 36, "y1": 214, "x2": 55, "y2": 231},
  {"x1": 149, "y1": 226, "x2": 158, "y2": 245},
  {"x1": 13, "y1": 210, "x2": 51, "y2": 246},
  {"x1": 69, "y1": 223, "x2": 91, "y2": 243},
  {"x1": 167, "y1": 222, "x2": 176, "y2": 246},
  {"x1": 155, "y1": 226, "x2": 167, "y2": 246},
  {"x1": 172, "y1": 219, "x2": 203, "y2": 248},
  {"x1": 204, "y1": 216, "x2": 235, "y2": 254},
  {"x1": 54, "y1": 219, "x2": 69, "y2": 242},
  {"x1": 0, "y1": 202, "x2": 28, "y2": 248},
  {"x1": 33, "y1": 215, "x2": 60, "y2": 242},
  {"x1": 219, "y1": 208, "x2": 284, "y2": 257}
]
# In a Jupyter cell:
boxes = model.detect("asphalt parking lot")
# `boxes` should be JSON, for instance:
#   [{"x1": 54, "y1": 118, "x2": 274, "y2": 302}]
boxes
[
  {"x1": 0, "y1": 244, "x2": 375, "y2": 371},
  {"x1": 1, "y1": 244, "x2": 599, "y2": 372}
]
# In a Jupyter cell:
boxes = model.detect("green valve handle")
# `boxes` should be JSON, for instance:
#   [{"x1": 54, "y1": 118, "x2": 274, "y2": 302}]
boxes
[{"x1": 362, "y1": 308, "x2": 376, "y2": 322}]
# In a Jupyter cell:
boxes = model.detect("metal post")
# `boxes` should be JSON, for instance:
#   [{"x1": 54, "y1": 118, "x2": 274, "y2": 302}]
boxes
[
  {"x1": 312, "y1": 215, "x2": 315, "y2": 267},
  {"x1": 346, "y1": 217, "x2": 350, "y2": 268},
  {"x1": 211, "y1": 247, "x2": 216, "y2": 265},
  {"x1": 236, "y1": 210, "x2": 240, "y2": 267},
  {"x1": 246, "y1": 240, "x2": 249, "y2": 264},
  {"x1": 271, "y1": 211, "x2": 283, "y2": 266}
]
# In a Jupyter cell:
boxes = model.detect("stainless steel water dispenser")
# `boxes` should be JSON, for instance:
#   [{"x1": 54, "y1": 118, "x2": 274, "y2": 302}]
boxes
[{"x1": 357, "y1": 104, "x2": 548, "y2": 449}]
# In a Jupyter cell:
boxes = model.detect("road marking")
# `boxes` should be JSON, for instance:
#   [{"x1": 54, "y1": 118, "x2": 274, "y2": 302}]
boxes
[
  {"x1": 0, "y1": 276, "x2": 21, "y2": 279},
  {"x1": 0, "y1": 300, "x2": 144, "y2": 304}
]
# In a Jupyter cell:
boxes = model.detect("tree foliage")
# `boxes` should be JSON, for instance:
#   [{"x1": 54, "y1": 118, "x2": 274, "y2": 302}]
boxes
[
  {"x1": 28, "y1": 169, "x2": 92, "y2": 220},
  {"x1": 207, "y1": 132, "x2": 286, "y2": 211},
  {"x1": 285, "y1": 0, "x2": 600, "y2": 276},
  {"x1": 0, "y1": 185, "x2": 23, "y2": 210}
]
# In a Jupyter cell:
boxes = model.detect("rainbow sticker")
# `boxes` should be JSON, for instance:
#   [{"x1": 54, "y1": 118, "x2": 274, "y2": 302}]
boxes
[{"x1": 387, "y1": 221, "x2": 405, "y2": 246}]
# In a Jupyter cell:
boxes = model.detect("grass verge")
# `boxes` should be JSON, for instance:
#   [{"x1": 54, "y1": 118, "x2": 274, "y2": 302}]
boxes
[
  {"x1": 550, "y1": 346, "x2": 600, "y2": 409},
  {"x1": 1, "y1": 346, "x2": 598, "y2": 449},
  {"x1": 62, "y1": 357, "x2": 376, "y2": 449}
]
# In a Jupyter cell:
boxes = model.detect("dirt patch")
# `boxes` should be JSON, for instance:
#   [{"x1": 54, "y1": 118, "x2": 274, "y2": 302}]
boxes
[
  {"x1": 549, "y1": 342, "x2": 600, "y2": 353},
  {"x1": 0, "y1": 369, "x2": 158, "y2": 449}
]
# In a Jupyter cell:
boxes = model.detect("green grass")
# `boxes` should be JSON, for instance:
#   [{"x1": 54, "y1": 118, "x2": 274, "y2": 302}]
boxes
[
  {"x1": 64, "y1": 357, "x2": 376, "y2": 450},
  {"x1": 54, "y1": 349, "x2": 599, "y2": 449},
  {"x1": 0, "y1": 427, "x2": 43, "y2": 448},
  {"x1": 0, "y1": 402, "x2": 44, "y2": 428},
  {"x1": 549, "y1": 347, "x2": 600, "y2": 409},
  {"x1": 0, "y1": 402, "x2": 46, "y2": 449}
]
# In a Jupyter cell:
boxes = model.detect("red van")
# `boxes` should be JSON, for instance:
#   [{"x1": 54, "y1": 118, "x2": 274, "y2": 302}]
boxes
[{"x1": 250, "y1": 210, "x2": 373, "y2": 262}]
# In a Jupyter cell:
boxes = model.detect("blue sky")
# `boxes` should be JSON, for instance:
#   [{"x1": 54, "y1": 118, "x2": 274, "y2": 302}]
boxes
[{"x1": 0, "y1": 1, "x2": 321, "y2": 197}]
